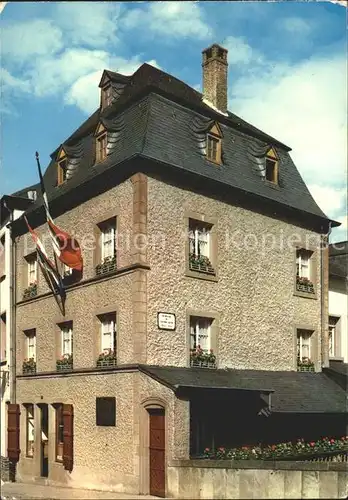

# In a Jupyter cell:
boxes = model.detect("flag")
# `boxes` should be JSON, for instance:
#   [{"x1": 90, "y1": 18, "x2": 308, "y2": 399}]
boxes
[
  {"x1": 35, "y1": 151, "x2": 83, "y2": 272},
  {"x1": 24, "y1": 216, "x2": 66, "y2": 314}
]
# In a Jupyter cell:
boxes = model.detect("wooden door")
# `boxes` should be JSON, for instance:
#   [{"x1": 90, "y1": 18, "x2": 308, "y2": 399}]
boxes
[
  {"x1": 7, "y1": 404, "x2": 20, "y2": 462},
  {"x1": 149, "y1": 408, "x2": 165, "y2": 498}
]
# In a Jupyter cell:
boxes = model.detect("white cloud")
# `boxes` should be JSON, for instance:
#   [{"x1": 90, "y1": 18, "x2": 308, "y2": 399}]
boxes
[
  {"x1": 1, "y1": 19, "x2": 63, "y2": 65},
  {"x1": 224, "y1": 36, "x2": 263, "y2": 65},
  {"x1": 308, "y1": 185, "x2": 347, "y2": 217},
  {"x1": 54, "y1": 2, "x2": 121, "y2": 48},
  {"x1": 230, "y1": 54, "x2": 347, "y2": 189},
  {"x1": 0, "y1": 68, "x2": 31, "y2": 114},
  {"x1": 280, "y1": 17, "x2": 313, "y2": 36},
  {"x1": 123, "y1": 2, "x2": 212, "y2": 39},
  {"x1": 65, "y1": 58, "x2": 162, "y2": 113},
  {"x1": 28, "y1": 49, "x2": 111, "y2": 97}
]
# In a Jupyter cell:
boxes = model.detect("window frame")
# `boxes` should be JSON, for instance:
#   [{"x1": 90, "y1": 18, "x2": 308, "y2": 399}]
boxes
[
  {"x1": 328, "y1": 315, "x2": 341, "y2": 359},
  {"x1": 294, "y1": 246, "x2": 317, "y2": 299},
  {"x1": 101, "y1": 84, "x2": 112, "y2": 109},
  {"x1": 186, "y1": 310, "x2": 219, "y2": 368},
  {"x1": 96, "y1": 131, "x2": 107, "y2": 163},
  {"x1": 264, "y1": 148, "x2": 279, "y2": 185},
  {"x1": 55, "y1": 403, "x2": 64, "y2": 463},
  {"x1": 27, "y1": 255, "x2": 37, "y2": 286},
  {"x1": 185, "y1": 213, "x2": 218, "y2": 282},
  {"x1": 101, "y1": 223, "x2": 116, "y2": 261},
  {"x1": 297, "y1": 329, "x2": 312, "y2": 361},
  {"x1": 25, "y1": 329, "x2": 36, "y2": 361},
  {"x1": 57, "y1": 157, "x2": 68, "y2": 186},
  {"x1": 100, "y1": 313, "x2": 117, "y2": 353},
  {"x1": 190, "y1": 316, "x2": 212, "y2": 353},
  {"x1": 60, "y1": 324, "x2": 73, "y2": 357},
  {"x1": 206, "y1": 123, "x2": 222, "y2": 165},
  {"x1": 25, "y1": 403, "x2": 35, "y2": 458}
]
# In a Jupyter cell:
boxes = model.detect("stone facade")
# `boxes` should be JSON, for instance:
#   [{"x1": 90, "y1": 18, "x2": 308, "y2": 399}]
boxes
[
  {"x1": 146, "y1": 177, "x2": 323, "y2": 371},
  {"x1": 13, "y1": 171, "x2": 328, "y2": 494}
]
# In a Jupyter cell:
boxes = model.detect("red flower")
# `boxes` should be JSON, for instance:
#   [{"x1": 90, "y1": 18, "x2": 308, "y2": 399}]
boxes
[{"x1": 330, "y1": 439, "x2": 335, "y2": 444}]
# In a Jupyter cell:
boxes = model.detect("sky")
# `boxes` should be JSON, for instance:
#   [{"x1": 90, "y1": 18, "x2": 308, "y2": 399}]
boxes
[{"x1": 0, "y1": 1, "x2": 347, "y2": 242}]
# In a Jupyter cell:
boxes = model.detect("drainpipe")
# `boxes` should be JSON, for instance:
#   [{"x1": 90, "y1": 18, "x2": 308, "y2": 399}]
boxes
[
  {"x1": 321, "y1": 223, "x2": 331, "y2": 370},
  {"x1": 7, "y1": 210, "x2": 16, "y2": 403}
]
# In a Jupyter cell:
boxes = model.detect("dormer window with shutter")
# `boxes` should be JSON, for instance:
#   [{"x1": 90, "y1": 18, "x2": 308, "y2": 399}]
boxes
[
  {"x1": 206, "y1": 122, "x2": 222, "y2": 165},
  {"x1": 57, "y1": 148, "x2": 68, "y2": 186},
  {"x1": 95, "y1": 123, "x2": 107, "y2": 163},
  {"x1": 101, "y1": 84, "x2": 113, "y2": 110},
  {"x1": 265, "y1": 147, "x2": 279, "y2": 184}
]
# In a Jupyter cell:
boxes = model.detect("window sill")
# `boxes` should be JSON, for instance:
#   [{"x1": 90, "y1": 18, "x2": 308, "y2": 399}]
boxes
[{"x1": 185, "y1": 268, "x2": 218, "y2": 283}]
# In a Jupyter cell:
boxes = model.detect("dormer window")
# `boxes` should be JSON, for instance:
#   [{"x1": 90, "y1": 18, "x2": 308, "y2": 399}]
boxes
[
  {"x1": 57, "y1": 148, "x2": 68, "y2": 186},
  {"x1": 95, "y1": 123, "x2": 107, "y2": 163},
  {"x1": 101, "y1": 85, "x2": 112, "y2": 110},
  {"x1": 206, "y1": 123, "x2": 222, "y2": 164},
  {"x1": 265, "y1": 148, "x2": 279, "y2": 184}
]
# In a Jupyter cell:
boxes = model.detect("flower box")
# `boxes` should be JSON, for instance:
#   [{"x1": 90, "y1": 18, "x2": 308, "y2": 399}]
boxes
[
  {"x1": 96, "y1": 256, "x2": 117, "y2": 276},
  {"x1": 22, "y1": 359, "x2": 36, "y2": 375},
  {"x1": 297, "y1": 364, "x2": 315, "y2": 372},
  {"x1": 56, "y1": 363, "x2": 73, "y2": 372},
  {"x1": 23, "y1": 283, "x2": 37, "y2": 300},
  {"x1": 190, "y1": 359, "x2": 216, "y2": 369},
  {"x1": 96, "y1": 350, "x2": 117, "y2": 368},
  {"x1": 296, "y1": 277, "x2": 315, "y2": 294},
  {"x1": 56, "y1": 354, "x2": 73, "y2": 372},
  {"x1": 190, "y1": 347, "x2": 216, "y2": 369},
  {"x1": 297, "y1": 357, "x2": 315, "y2": 372},
  {"x1": 202, "y1": 436, "x2": 348, "y2": 461},
  {"x1": 189, "y1": 254, "x2": 215, "y2": 275}
]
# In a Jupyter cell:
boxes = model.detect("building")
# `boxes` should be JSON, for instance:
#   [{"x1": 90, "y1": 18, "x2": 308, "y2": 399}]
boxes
[
  {"x1": 0, "y1": 188, "x2": 36, "y2": 480},
  {"x1": 6, "y1": 45, "x2": 346, "y2": 497}
]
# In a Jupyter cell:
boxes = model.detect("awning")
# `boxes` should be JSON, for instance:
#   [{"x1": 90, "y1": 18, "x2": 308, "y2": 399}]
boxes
[{"x1": 139, "y1": 365, "x2": 347, "y2": 414}]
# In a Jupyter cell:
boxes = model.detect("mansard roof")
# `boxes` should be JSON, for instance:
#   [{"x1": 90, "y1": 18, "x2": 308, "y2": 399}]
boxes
[{"x1": 11, "y1": 63, "x2": 338, "y2": 234}]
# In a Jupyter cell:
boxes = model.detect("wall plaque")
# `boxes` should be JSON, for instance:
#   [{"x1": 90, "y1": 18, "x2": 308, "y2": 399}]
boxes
[{"x1": 157, "y1": 312, "x2": 176, "y2": 331}]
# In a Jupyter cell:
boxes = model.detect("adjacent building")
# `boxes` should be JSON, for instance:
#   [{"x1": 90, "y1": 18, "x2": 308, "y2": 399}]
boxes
[
  {"x1": 0, "y1": 188, "x2": 36, "y2": 479},
  {"x1": 5, "y1": 45, "x2": 346, "y2": 497}
]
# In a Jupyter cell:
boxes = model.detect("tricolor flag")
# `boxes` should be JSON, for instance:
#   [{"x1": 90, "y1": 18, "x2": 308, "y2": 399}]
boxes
[
  {"x1": 24, "y1": 216, "x2": 66, "y2": 314},
  {"x1": 35, "y1": 152, "x2": 83, "y2": 272}
]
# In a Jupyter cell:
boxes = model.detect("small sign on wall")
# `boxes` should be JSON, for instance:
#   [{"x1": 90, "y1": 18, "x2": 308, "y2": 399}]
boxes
[{"x1": 157, "y1": 312, "x2": 176, "y2": 331}]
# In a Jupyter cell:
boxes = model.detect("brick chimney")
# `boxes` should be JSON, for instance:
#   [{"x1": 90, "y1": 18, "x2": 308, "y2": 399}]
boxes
[{"x1": 202, "y1": 44, "x2": 228, "y2": 113}]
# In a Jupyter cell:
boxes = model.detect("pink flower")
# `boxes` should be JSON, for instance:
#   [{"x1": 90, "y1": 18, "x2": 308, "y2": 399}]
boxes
[
  {"x1": 310, "y1": 442, "x2": 315, "y2": 447},
  {"x1": 204, "y1": 447, "x2": 210, "y2": 452},
  {"x1": 271, "y1": 445, "x2": 276, "y2": 451},
  {"x1": 330, "y1": 439, "x2": 335, "y2": 444}
]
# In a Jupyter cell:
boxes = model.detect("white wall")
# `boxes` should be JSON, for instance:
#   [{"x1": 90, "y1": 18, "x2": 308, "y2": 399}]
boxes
[
  {"x1": 329, "y1": 277, "x2": 348, "y2": 362},
  {"x1": 0, "y1": 208, "x2": 24, "y2": 457}
]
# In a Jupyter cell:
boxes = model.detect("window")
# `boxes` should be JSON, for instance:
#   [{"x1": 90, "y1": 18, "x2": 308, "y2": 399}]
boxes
[
  {"x1": 55, "y1": 404, "x2": 64, "y2": 462},
  {"x1": 96, "y1": 397, "x2": 116, "y2": 426},
  {"x1": 101, "y1": 223, "x2": 116, "y2": 261},
  {"x1": 101, "y1": 314, "x2": 116, "y2": 353},
  {"x1": 188, "y1": 219, "x2": 214, "y2": 275},
  {"x1": 297, "y1": 330, "x2": 311, "y2": 361},
  {"x1": 265, "y1": 158, "x2": 277, "y2": 183},
  {"x1": 297, "y1": 330, "x2": 314, "y2": 371},
  {"x1": 101, "y1": 85, "x2": 112, "y2": 109},
  {"x1": 61, "y1": 324, "x2": 73, "y2": 356},
  {"x1": 27, "y1": 255, "x2": 37, "y2": 285},
  {"x1": 27, "y1": 190, "x2": 37, "y2": 201},
  {"x1": 264, "y1": 148, "x2": 279, "y2": 184},
  {"x1": 190, "y1": 316, "x2": 216, "y2": 368},
  {"x1": 25, "y1": 404, "x2": 35, "y2": 457},
  {"x1": 206, "y1": 123, "x2": 222, "y2": 164},
  {"x1": 26, "y1": 329, "x2": 36, "y2": 361},
  {"x1": 96, "y1": 132, "x2": 107, "y2": 163},
  {"x1": 296, "y1": 249, "x2": 311, "y2": 278},
  {"x1": 58, "y1": 158, "x2": 68, "y2": 185},
  {"x1": 329, "y1": 316, "x2": 339, "y2": 358}
]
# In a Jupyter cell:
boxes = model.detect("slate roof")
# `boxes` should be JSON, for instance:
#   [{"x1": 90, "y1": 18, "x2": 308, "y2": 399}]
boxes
[
  {"x1": 140, "y1": 365, "x2": 347, "y2": 414},
  {"x1": 11, "y1": 63, "x2": 337, "y2": 231},
  {"x1": 329, "y1": 241, "x2": 348, "y2": 279}
]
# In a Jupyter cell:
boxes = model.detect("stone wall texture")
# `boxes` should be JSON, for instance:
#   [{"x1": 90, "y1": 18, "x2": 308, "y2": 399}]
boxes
[
  {"x1": 146, "y1": 177, "x2": 323, "y2": 371},
  {"x1": 168, "y1": 461, "x2": 348, "y2": 499}
]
